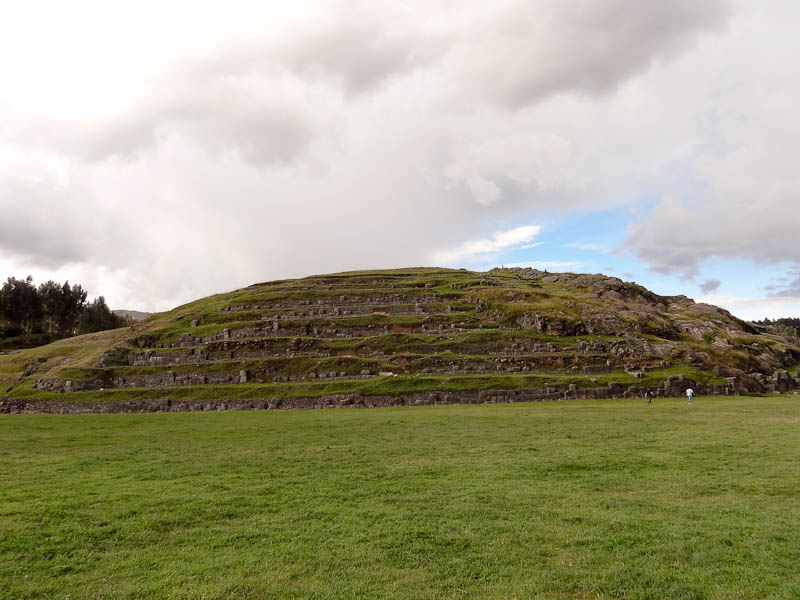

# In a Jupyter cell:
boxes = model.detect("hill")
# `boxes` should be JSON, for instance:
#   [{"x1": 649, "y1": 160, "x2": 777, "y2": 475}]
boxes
[
  {"x1": 112, "y1": 309, "x2": 152, "y2": 322},
  {"x1": 2, "y1": 267, "x2": 798, "y2": 413}
]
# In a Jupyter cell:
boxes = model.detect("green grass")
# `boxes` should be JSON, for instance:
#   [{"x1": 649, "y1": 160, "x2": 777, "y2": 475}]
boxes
[
  {"x1": 1, "y1": 396, "x2": 798, "y2": 599},
  {"x1": 0, "y1": 329, "x2": 132, "y2": 389}
]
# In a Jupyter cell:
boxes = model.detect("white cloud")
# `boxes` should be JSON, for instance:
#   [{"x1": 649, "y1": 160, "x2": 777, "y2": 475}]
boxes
[
  {"x1": 465, "y1": 174, "x2": 502, "y2": 206},
  {"x1": 622, "y1": 3, "x2": 800, "y2": 286},
  {"x1": 697, "y1": 293, "x2": 800, "y2": 321},
  {"x1": 432, "y1": 225, "x2": 542, "y2": 265},
  {"x1": 444, "y1": 133, "x2": 575, "y2": 204},
  {"x1": 565, "y1": 242, "x2": 607, "y2": 252}
]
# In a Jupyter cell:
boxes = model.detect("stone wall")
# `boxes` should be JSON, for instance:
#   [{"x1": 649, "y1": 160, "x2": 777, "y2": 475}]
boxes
[
  {"x1": 2, "y1": 377, "x2": 747, "y2": 415},
  {"x1": 33, "y1": 356, "x2": 636, "y2": 392},
  {"x1": 124, "y1": 338, "x2": 667, "y2": 370},
  {"x1": 219, "y1": 294, "x2": 442, "y2": 312},
  {"x1": 223, "y1": 303, "x2": 459, "y2": 321},
  {"x1": 164, "y1": 323, "x2": 475, "y2": 348}
]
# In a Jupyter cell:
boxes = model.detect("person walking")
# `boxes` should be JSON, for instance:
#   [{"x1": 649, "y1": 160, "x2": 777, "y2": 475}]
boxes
[
  {"x1": 646, "y1": 389, "x2": 654, "y2": 405},
  {"x1": 686, "y1": 387, "x2": 694, "y2": 405}
]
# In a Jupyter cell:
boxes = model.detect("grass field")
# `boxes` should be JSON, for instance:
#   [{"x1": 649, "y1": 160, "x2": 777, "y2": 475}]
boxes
[{"x1": 1, "y1": 396, "x2": 798, "y2": 599}]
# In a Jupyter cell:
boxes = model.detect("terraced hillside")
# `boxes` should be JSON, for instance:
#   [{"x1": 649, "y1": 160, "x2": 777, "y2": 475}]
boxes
[{"x1": 2, "y1": 267, "x2": 799, "y2": 413}]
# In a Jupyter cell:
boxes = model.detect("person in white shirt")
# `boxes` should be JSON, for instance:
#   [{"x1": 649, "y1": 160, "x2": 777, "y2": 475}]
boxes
[{"x1": 686, "y1": 388, "x2": 694, "y2": 405}]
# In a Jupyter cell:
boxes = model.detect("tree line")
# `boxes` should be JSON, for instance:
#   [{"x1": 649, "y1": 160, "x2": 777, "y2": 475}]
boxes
[
  {"x1": 0, "y1": 276, "x2": 130, "y2": 349},
  {"x1": 755, "y1": 317, "x2": 800, "y2": 340}
]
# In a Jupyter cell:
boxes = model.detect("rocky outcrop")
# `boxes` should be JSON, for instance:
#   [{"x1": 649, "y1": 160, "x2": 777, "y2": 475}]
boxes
[{"x1": 516, "y1": 312, "x2": 587, "y2": 336}]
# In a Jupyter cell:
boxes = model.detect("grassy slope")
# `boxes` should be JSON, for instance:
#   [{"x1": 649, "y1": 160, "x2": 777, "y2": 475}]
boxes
[
  {"x1": 0, "y1": 328, "x2": 132, "y2": 390},
  {"x1": 1, "y1": 396, "x2": 798, "y2": 599}
]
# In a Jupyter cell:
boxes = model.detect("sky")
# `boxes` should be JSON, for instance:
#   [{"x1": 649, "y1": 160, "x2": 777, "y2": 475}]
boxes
[{"x1": 1, "y1": 0, "x2": 799, "y2": 321}]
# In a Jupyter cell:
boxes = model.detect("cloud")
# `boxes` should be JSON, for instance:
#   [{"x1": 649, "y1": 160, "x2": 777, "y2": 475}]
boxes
[
  {"x1": 565, "y1": 242, "x2": 607, "y2": 252},
  {"x1": 4, "y1": 63, "x2": 332, "y2": 166},
  {"x1": 277, "y1": 6, "x2": 444, "y2": 94},
  {"x1": 3, "y1": 0, "x2": 795, "y2": 315},
  {"x1": 621, "y1": 5, "x2": 800, "y2": 286},
  {"x1": 432, "y1": 225, "x2": 542, "y2": 265},
  {"x1": 699, "y1": 278, "x2": 721, "y2": 293},
  {"x1": 768, "y1": 268, "x2": 800, "y2": 298},
  {"x1": 465, "y1": 175, "x2": 502, "y2": 206},
  {"x1": 697, "y1": 293, "x2": 800, "y2": 321},
  {"x1": 0, "y1": 160, "x2": 90, "y2": 267},
  {"x1": 440, "y1": 0, "x2": 729, "y2": 108},
  {"x1": 1, "y1": 1, "x2": 730, "y2": 165},
  {"x1": 0, "y1": 2, "x2": 439, "y2": 166}
]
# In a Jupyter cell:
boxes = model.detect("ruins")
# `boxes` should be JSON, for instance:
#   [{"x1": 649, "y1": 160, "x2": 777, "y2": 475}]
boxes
[{"x1": 3, "y1": 268, "x2": 798, "y2": 414}]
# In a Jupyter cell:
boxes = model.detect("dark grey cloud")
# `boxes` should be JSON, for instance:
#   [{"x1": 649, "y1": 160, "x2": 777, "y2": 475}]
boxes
[
  {"x1": 699, "y1": 278, "x2": 721, "y2": 293},
  {"x1": 278, "y1": 15, "x2": 441, "y2": 94},
  {"x1": 444, "y1": 0, "x2": 729, "y2": 108}
]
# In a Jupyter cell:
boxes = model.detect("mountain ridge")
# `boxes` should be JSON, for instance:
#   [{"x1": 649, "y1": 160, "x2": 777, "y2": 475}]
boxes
[{"x1": 112, "y1": 309, "x2": 152, "y2": 322}]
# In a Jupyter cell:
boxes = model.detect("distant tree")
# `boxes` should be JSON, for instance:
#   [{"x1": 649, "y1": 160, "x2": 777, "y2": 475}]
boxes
[
  {"x1": 38, "y1": 280, "x2": 88, "y2": 336},
  {"x1": 0, "y1": 276, "x2": 42, "y2": 335},
  {"x1": 755, "y1": 317, "x2": 800, "y2": 340},
  {"x1": 38, "y1": 280, "x2": 62, "y2": 335},
  {"x1": 0, "y1": 276, "x2": 127, "y2": 348},
  {"x1": 61, "y1": 282, "x2": 87, "y2": 335},
  {"x1": 77, "y1": 296, "x2": 125, "y2": 334}
]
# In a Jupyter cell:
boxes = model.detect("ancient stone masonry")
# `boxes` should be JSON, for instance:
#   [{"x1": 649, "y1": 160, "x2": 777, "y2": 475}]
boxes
[
  {"x1": 99, "y1": 345, "x2": 131, "y2": 367},
  {"x1": 125, "y1": 341, "x2": 619, "y2": 370},
  {"x1": 219, "y1": 294, "x2": 442, "y2": 312},
  {"x1": 163, "y1": 324, "x2": 475, "y2": 348},
  {"x1": 661, "y1": 376, "x2": 731, "y2": 397},
  {"x1": 128, "y1": 349, "x2": 193, "y2": 366},
  {"x1": 750, "y1": 369, "x2": 798, "y2": 393},
  {"x1": 0, "y1": 376, "x2": 744, "y2": 415},
  {"x1": 215, "y1": 303, "x2": 460, "y2": 322},
  {"x1": 37, "y1": 358, "x2": 626, "y2": 393},
  {"x1": 489, "y1": 342, "x2": 559, "y2": 355},
  {"x1": 33, "y1": 378, "x2": 107, "y2": 394}
]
